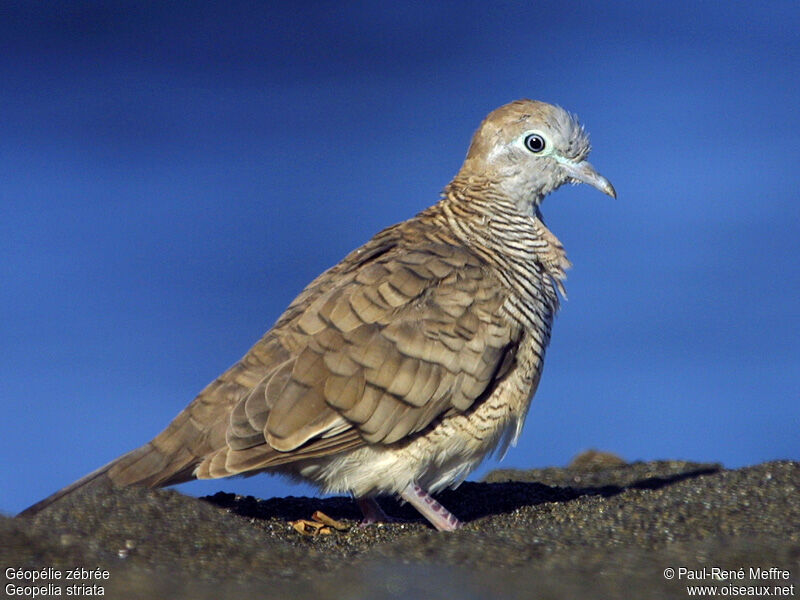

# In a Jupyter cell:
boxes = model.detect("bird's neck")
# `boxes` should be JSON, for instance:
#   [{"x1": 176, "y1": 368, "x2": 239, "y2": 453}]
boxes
[
  {"x1": 443, "y1": 173, "x2": 545, "y2": 215},
  {"x1": 430, "y1": 176, "x2": 569, "y2": 319}
]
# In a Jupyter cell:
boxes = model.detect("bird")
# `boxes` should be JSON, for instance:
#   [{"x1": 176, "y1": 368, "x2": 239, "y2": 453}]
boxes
[{"x1": 20, "y1": 99, "x2": 615, "y2": 530}]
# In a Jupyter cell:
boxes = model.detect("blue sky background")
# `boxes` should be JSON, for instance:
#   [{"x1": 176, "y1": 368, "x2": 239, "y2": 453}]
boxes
[{"x1": 2, "y1": 2, "x2": 798, "y2": 515}]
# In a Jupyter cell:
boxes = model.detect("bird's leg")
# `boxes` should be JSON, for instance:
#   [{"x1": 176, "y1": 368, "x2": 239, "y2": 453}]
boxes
[
  {"x1": 399, "y1": 482, "x2": 461, "y2": 531},
  {"x1": 356, "y1": 496, "x2": 392, "y2": 526}
]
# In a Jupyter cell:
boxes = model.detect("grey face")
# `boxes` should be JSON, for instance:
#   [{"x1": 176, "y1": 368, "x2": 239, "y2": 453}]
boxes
[{"x1": 461, "y1": 100, "x2": 615, "y2": 213}]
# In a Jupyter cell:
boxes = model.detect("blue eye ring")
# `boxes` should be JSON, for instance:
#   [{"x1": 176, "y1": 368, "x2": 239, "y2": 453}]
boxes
[{"x1": 524, "y1": 134, "x2": 546, "y2": 153}]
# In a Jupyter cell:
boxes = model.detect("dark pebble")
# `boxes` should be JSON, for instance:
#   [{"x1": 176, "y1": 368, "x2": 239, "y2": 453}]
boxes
[{"x1": 4, "y1": 457, "x2": 798, "y2": 598}]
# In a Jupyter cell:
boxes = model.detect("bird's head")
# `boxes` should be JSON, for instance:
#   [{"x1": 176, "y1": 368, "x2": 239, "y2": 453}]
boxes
[{"x1": 458, "y1": 99, "x2": 615, "y2": 213}]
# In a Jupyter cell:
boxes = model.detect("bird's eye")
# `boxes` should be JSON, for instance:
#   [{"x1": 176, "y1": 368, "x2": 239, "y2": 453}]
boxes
[{"x1": 524, "y1": 134, "x2": 546, "y2": 153}]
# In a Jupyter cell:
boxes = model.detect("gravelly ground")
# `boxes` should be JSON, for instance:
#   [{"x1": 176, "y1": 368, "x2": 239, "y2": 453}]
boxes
[{"x1": 4, "y1": 454, "x2": 798, "y2": 599}]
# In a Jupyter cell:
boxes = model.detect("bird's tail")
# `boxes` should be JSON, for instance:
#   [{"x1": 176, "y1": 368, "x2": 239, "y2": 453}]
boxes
[
  {"x1": 19, "y1": 349, "x2": 271, "y2": 518},
  {"x1": 18, "y1": 407, "x2": 210, "y2": 517}
]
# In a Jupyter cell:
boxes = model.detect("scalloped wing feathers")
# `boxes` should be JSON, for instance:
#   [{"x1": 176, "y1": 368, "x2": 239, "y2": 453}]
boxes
[{"x1": 194, "y1": 236, "x2": 519, "y2": 479}]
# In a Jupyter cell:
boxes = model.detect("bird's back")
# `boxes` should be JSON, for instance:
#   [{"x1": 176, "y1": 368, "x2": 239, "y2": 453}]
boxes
[{"x1": 112, "y1": 198, "x2": 556, "y2": 489}]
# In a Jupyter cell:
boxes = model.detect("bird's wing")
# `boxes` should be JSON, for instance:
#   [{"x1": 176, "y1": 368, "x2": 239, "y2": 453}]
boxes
[{"x1": 199, "y1": 237, "x2": 521, "y2": 477}]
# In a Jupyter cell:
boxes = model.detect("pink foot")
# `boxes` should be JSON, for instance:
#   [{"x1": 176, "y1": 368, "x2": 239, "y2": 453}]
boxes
[
  {"x1": 356, "y1": 496, "x2": 395, "y2": 527},
  {"x1": 399, "y1": 482, "x2": 461, "y2": 531}
]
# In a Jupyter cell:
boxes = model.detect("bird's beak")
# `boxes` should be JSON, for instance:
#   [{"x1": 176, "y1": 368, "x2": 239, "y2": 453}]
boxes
[{"x1": 558, "y1": 158, "x2": 616, "y2": 199}]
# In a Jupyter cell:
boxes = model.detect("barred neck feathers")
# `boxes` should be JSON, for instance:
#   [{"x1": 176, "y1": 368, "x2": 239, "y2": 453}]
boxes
[
  {"x1": 436, "y1": 180, "x2": 569, "y2": 324},
  {"x1": 414, "y1": 99, "x2": 616, "y2": 328}
]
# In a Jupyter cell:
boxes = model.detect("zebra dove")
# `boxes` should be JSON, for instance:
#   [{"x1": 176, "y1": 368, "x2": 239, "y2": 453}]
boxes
[{"x1": 20, "y1": 99, "x2": 615, "y2": 530}]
